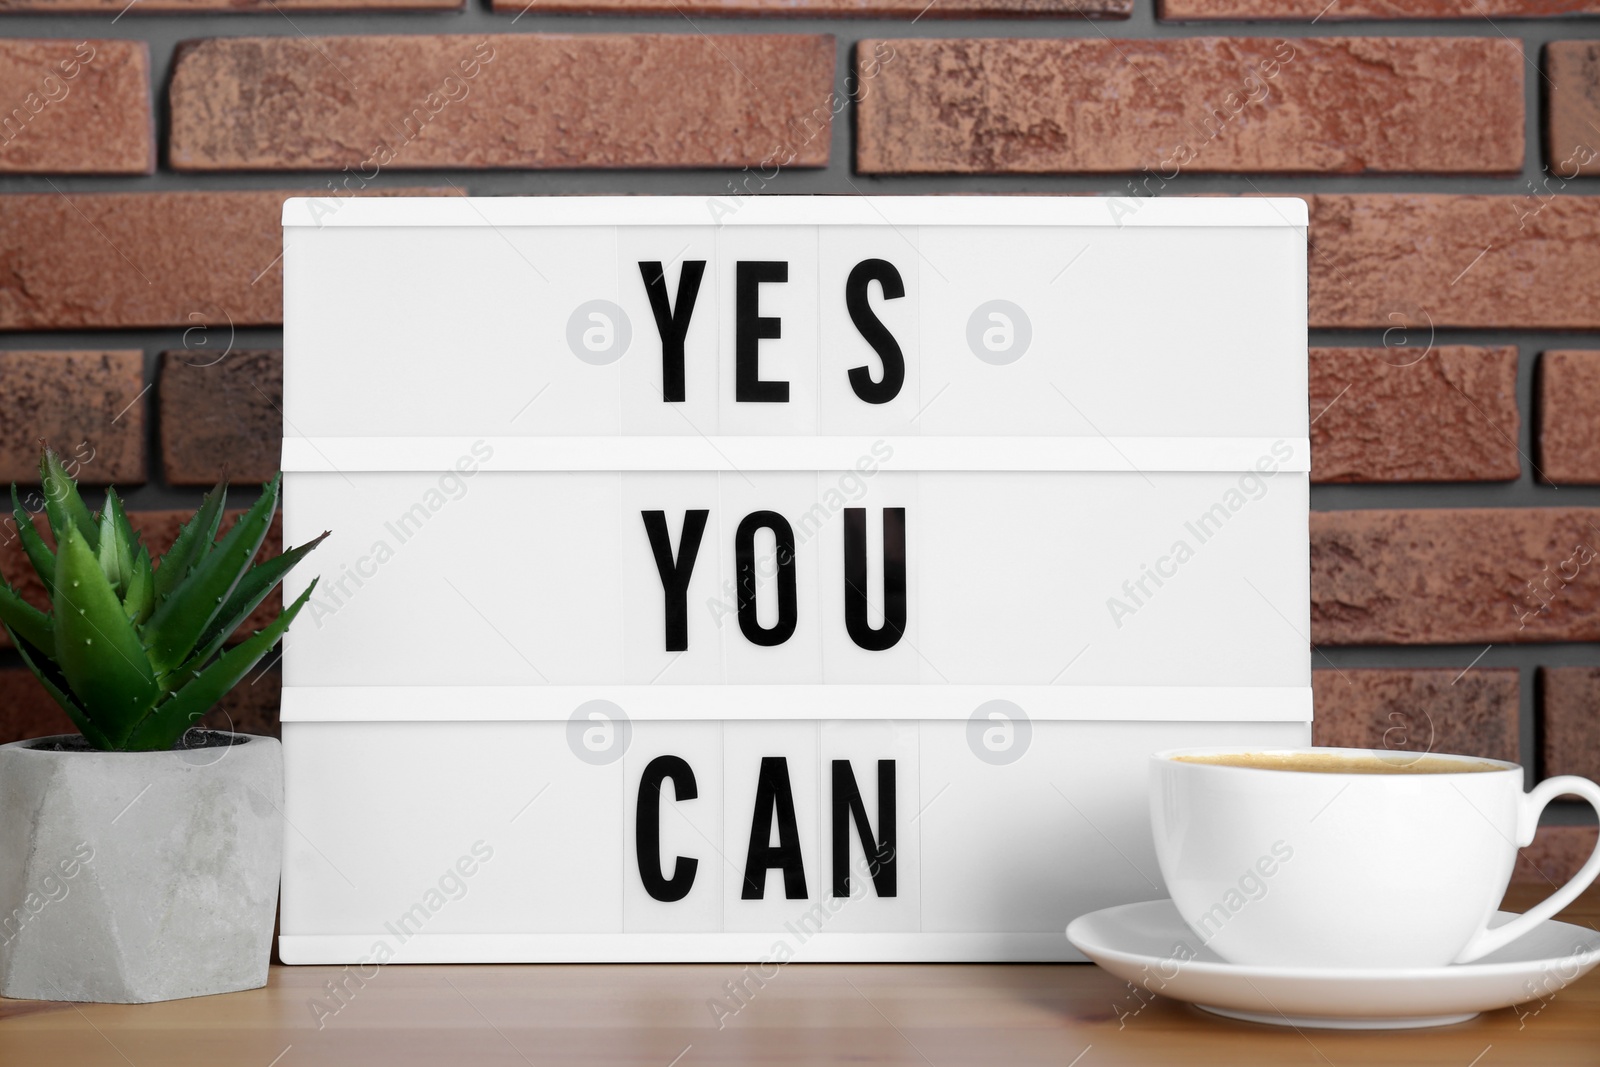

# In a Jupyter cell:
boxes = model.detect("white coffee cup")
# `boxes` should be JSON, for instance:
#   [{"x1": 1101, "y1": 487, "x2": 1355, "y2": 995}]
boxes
[{"x1": 1149, "y1": 746, "x2": 1600, "y2": 968}]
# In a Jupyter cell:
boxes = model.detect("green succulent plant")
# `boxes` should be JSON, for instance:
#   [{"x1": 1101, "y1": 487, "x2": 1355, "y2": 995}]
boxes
[{"x1": 0, "y1": 447, "x2": 326, "y2": 752}]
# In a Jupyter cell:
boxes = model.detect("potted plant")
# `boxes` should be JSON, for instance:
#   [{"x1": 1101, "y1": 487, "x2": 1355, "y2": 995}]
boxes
[{"x1": 0, "y1": 447, "x2": 324, "y2": 1002}]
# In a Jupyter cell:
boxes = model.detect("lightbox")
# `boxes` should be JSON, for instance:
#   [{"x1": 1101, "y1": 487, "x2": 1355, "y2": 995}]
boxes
[{"x1": 277, "y1": 195, "x2": 1310, "y2": 963}]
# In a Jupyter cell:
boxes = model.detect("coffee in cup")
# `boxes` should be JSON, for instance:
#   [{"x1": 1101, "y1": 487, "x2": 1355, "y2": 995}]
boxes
[{"x1": 1171, "y1": 751, "x2": 1503, "y2": 775}]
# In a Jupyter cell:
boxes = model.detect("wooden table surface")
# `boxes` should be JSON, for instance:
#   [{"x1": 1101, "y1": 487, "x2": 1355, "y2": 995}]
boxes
[{"x1": 4, "y1": 885, "x2": 1597, "y2": 1067}]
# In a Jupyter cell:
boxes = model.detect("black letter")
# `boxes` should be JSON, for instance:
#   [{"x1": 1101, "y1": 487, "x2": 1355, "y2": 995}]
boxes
[
  {"x1": 844, "y1": 259, "x2": 905, "y2": 404},
  {"x1": 743, "y1": 757, "x2": 808, "y2": 899},
  {"x1": 639, "y1": 260, "x2": 706, "y2": 403},
  {"x1": 735, "y1": 261, "x2": 789, "y2": 403},
  {"x1": 843, "y1": 508, "x2": 906, "y2": 652},
  {"x1": 637, "y1": 756, "x2": 699, "y2": 903},
  {"x1": 642, "y1": 509, "x2": 709, "y2": 652},
  {"x1": 736, "y1": 510, "x2": 798, "y2": 647},
  {"x1": 832, "y1": 760, "x2": 896, "y2": 898}
]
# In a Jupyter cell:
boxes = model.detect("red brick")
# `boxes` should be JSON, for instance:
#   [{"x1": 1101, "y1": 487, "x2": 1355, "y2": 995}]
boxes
[
  {"x1": 1163, "y1": 0, "x2": 1599, "y2": 19},
  {"x1": 0, "y1": 40, "x2": 151, "y2": 174},
  {"x1": 1312, "y1": 509, "x2": 1600, "y2": 645},
  {"x1": 1515, "y1": 824, "x2": 1599, "y2": 886},
  {"x1": 492, "y1": 0, "x2": 1127, "y2": 13},
  {"x1": 198, "y1": 668, "x2": 281, "y2": 739},
  {"x1": 0, "y1": 351, "x2": 146, "y2": 486},
  {"x1": 1547, "y1": 43, "x2": 1600, "y2": 177},
  {"x1": 1, "y1": 510, "x2": 285, "y2": 649},
  {"x1": 1539, "y1": 667, "x2": 1600, "y2": 780},
  {"x1": 1310, "y1": 346, "x2": 1519, "y2": 484},
  {"x1": 159, "y1": 349, "x2": 281, "y2": 487},
  {"x1": 1539, "y1": 351, "x2": 1600, "y2": 484},
  {"x1": 0, "y1": 188, "x2": 454, "y2": 331},
  {"x1": 1313, "y1": 668, "x2": 1519, "y2": 763},
  {"x1": 169, "y1": 35, "x2": 835, "y2": 172},
  {"x1": 855, "y1": 38, "x2": 1522, "y2": 175},
  {"x1": 0, "y1": 0, "x2": 458, "y2": 10},
  {"x1": 1308, "y1": 195, "x2": 1600, "y2": 329},
  {"x1": 0, "y1": 667, "x2": 76, "y2": 744}
]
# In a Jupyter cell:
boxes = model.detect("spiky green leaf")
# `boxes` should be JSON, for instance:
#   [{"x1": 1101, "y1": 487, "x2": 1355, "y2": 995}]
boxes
[
  {"x1": 107, "y1": 486, "x2": 141, "y2": 550},
  {"x1": 12, "y1": 485, "x2": 56, "y2": 595},
  {"x1": 39, "y1": 447, "x2": 98, "y2": 551},
  {"x1": 123, "y1": 545, "x2": 155, "y2": 627},
  {"x1": 53, "y1": 522, "x2": 160, "y2": 748},
  {"x1": 153, "y1": 480, "x2": 226, "y2": 600},
  {"x1": 0, "y1": 578, "x2": 52, "y2": 654},
  {"x1": 126, "y1": 578, "x2": 316, "y2": 751},
  {"x1": 172, "y1": 530, "x2": 328, "y2": 686},
  {"x1": 3, "y1": 621, "x2": 114, "y2": 751},
  {"x1": 96, "y1": 490, "x2": 135, "y2": 596},
  {"x1": 142, "y1": 475, "x2": 279, "y2": 677}
]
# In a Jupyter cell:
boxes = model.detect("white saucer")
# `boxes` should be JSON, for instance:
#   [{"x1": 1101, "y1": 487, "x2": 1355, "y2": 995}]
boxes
[{"x1": 1066, "y1": 899, "x2": 1600, "y2": 1030}]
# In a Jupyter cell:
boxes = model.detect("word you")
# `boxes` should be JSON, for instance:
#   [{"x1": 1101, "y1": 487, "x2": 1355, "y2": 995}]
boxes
[{"x1": 649, "y1": 499, "x2": 905, "y2": 653}]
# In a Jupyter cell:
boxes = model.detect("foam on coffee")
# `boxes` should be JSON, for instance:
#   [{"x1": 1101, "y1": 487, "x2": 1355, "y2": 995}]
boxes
[{"x1": 1171, "y1": 751, "x2": 1505, "y2": 774}]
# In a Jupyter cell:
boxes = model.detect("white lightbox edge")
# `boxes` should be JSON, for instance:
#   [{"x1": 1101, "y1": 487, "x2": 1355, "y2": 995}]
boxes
[
  {"x1": 280, "y1": 436, "x2": 1312, "y2": 473},
  {"x1": 278, "y1": 932, "x2": 1084, "y2": 964},
  {"x1": 281, "y1": 195, "x2": 1309, "y2": 230},
  {"x1": 280, "y1": 685, "x2": 1312, "y2": 722}
]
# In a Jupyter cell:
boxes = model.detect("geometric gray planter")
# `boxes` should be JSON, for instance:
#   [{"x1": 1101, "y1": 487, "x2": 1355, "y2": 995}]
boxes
[{"x1": 0, "y1": 732, "x2": 282, "y2": 1003}]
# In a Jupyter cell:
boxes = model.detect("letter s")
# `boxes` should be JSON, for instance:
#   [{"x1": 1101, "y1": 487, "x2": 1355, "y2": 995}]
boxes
[{"x1": 844, "y1": 259, "x2": 906, "y2": 405}]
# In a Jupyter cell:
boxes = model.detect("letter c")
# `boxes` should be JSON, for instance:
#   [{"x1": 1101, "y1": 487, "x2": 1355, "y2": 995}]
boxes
[{"x1": 636, "y1": 755, "x2": 699, "y2": 902}]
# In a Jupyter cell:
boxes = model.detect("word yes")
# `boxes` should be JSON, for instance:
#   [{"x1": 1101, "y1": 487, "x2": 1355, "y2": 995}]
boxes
[{"x1": 638, "y1": 258, "x2": 906, "y2": 406}]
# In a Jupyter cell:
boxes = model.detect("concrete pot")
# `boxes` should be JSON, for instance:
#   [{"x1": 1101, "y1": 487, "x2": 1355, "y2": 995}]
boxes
[{"x1": 0, "y1": 732, "x2": 282, "y2": 1003}]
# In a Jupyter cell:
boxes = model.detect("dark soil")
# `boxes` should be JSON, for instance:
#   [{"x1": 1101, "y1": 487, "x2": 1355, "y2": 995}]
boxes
[{"x1": 26, "y1": 730, "x2": 252, "y2": 753}]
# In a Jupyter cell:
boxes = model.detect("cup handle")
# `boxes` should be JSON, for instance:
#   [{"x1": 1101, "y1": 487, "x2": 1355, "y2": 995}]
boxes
[{"x1": 1453, "y1": 775, "x2": 1600, "y2": 964}]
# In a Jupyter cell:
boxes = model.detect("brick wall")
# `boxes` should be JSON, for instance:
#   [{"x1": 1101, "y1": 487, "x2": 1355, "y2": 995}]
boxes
[{"x1": 1, "y1": 3, "x2": 1597, "y2": 884}]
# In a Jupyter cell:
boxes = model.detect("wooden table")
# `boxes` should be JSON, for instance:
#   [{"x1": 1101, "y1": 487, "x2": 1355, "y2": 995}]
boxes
[{"x1": 4, "y1": 886, "x2": 1596, "y2": 1067}]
